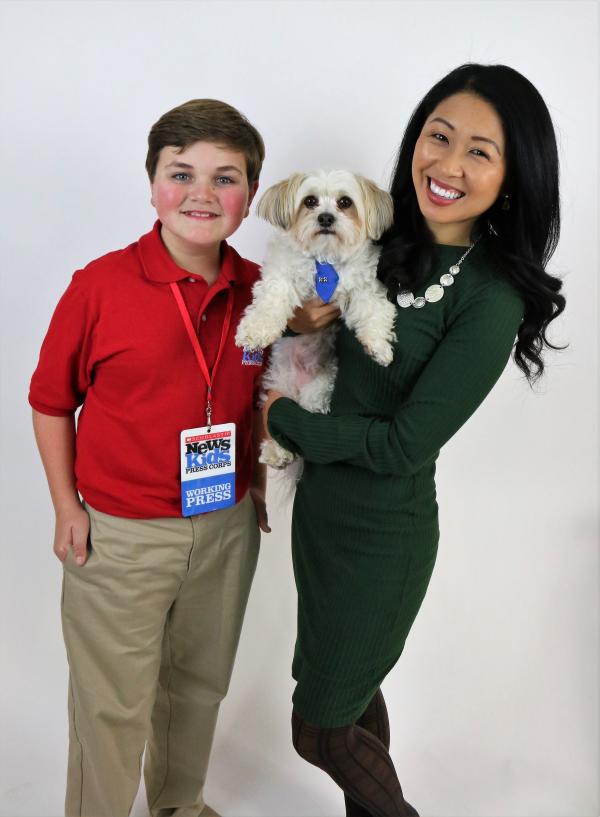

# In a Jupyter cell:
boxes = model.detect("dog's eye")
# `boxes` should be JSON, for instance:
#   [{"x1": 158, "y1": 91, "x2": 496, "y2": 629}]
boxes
[
  {"x1": 338, "y1": 197, "x2": 353, "y2": 210},
  {"x1": 304, "y1": 196, "x2": 319, "y2": 209}
]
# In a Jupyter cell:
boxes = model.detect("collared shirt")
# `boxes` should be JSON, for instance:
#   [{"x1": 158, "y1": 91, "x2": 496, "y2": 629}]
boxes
[{"x1": 29, "y1": 221, "x2": 265, "y2": 518}]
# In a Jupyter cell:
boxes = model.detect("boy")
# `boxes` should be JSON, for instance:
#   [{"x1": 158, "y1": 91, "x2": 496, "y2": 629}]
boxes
[{"x1": 30, "y1": 99, "x2": 269, "y2": 817}]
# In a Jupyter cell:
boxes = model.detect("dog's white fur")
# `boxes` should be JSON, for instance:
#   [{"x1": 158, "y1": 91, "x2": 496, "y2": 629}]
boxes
[{"x1": 235, "y1": 169, "x2": 396, "y2": 474}]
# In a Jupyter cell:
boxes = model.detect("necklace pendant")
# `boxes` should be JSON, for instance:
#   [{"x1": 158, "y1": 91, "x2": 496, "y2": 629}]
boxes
[
  {"x1": 396, "y1": 290, "x2": 415, "y2": 308},
  {"x1": 425, "y1": 284, "x2": 444, "y2": 303},
  {"x1": 396, "y1": 235, "x2": 480, "y2": 312}
]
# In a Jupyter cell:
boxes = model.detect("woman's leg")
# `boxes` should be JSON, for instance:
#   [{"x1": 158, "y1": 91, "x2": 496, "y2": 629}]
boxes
[
  {"x1": 356, "y1": 689, "x2": 391, "y2": 747},
  {"x1": 344, "y1": 689, "x2": 391, "y2": 817},
  {"x1": 292, "y1": 701, "x2": 418, "y2": 817}
]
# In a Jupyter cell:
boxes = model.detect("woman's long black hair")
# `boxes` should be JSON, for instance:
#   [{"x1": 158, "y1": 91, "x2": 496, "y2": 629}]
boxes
[{"x1": 378, "y1": 63, "x2": 565, "y2": 382}]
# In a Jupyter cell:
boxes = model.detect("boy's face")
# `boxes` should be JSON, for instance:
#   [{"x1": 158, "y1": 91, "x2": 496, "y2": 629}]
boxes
[{"x1": 151, "y1": 141, "x2": 258, "y2": 252}]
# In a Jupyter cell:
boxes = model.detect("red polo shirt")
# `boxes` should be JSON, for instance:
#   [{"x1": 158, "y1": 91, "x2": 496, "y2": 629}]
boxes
[{"x1": 29, "y1": 221, "x2": 265, "y2": 518}]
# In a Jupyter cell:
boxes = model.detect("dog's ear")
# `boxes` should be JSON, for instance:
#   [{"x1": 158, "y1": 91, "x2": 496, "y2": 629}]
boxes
[
  {"x1": 356, "y1": 176, "x2": 394, "y2": 240},
  {"x1": 256, "y1": 173, "x2": 307, "y2": 229}
]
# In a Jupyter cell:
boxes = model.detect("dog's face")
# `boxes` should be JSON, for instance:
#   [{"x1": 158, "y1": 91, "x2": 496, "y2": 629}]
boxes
[{"x1": 257, "y1": 169, "x2": 393, "y2": 260}]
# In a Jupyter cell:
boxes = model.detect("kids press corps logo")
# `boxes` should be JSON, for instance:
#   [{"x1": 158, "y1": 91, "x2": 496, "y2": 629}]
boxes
[
  {"x1": 184, "y1": 431, "x2": 231, "y2": 474},
  {"x1": 241, "y1": 346, "x2": 263, "y2": 366}
]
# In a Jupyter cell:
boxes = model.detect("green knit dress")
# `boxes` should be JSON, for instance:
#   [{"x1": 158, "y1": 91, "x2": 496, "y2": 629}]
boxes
[{"x1": 267, "y1": 240, "x2": 525, "y2": 728}]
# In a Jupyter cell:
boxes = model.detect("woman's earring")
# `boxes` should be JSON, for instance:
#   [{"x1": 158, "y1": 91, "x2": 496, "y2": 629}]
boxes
[{"x1": 501, "y1": 194, "x2": 511, "y2": 211}]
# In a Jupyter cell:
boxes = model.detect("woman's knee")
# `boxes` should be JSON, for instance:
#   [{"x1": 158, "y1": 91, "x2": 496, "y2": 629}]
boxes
[
  {"x1": 291, "y1": 709, "x2": 326, "y2": 765},
  {"x1": 291, "y1": 709, "x2": 308, "y2": 757},
  {"x1": 292, "y1": 709, "x2": 353, "y2": 766}
]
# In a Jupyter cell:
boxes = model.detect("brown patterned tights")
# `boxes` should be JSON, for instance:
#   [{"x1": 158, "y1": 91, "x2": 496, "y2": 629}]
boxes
[{"x1": 291, "y1": 689, "x2": 419, "y2": 817}]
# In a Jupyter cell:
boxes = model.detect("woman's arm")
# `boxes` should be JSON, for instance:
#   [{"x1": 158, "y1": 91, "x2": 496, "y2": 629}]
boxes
[
  {"x1": 267, "y1": 283, "x2": 524, "y2": 476},
  {"x1": 32, "y1": 410, "x2": 90, "y2": 564}
]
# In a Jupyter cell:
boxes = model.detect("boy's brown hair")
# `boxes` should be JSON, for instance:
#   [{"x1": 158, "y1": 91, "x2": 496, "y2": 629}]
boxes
[{"x1": 145, "y1": 99, "x2": 265, "y2": 184}]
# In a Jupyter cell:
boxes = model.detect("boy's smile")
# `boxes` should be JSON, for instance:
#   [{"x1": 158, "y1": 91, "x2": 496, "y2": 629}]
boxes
[{"x1": 151, "y1": 141, "x2": 258, "y2": 276}]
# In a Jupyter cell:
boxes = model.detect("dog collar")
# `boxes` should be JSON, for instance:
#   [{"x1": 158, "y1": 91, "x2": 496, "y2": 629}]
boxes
[{"x1": 314, "y1": 261, "x2": 339, "y2": 303}]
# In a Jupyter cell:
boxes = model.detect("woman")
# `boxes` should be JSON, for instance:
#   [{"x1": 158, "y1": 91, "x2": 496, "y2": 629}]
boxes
[{"x1": 263, "y1": 63, "x2": 565, "y2": 817}]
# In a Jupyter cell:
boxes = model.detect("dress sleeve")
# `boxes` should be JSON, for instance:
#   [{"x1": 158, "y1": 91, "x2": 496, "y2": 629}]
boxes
[
  {"x1": 267, "y1": 281, "x2": 524, "y2": 476},
  {"x1": 29, "y1": 272, "x2": 97, "y2": 417}
]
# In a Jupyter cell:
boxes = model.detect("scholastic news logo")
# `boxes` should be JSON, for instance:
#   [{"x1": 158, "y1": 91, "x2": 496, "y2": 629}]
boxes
[
  {"x1": 241, "y1": 346, "x2": 263, "y2": 366},
  {"x1": 184, "y1": 431, "x2": 231, "y2": 474}
]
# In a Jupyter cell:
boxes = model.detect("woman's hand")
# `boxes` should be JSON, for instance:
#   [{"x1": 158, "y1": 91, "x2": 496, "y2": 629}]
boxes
[
  {"x1": 262, "y1": 389, "x2": 286, "y2": 439},
  {"x1": 287, "y1": 297, "x2": 341, "y2": 334}
]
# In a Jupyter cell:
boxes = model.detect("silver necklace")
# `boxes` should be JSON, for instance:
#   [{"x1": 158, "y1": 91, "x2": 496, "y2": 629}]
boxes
[{"x1": 396, "y1": 236, "x2": 481, "y2": 309}]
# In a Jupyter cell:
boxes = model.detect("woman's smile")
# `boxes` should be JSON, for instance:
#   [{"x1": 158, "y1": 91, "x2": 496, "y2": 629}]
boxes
[
  {"x1": 426, "y1": 176, "x2": 466, "y2": 205},
  {"x1": 412, "y1": 91, "x2": 506, "y2": 244}
]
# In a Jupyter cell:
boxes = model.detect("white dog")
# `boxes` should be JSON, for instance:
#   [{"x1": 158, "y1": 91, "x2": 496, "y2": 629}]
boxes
[{"x1": 235, "y1": 169, "x2": 396, "y2": 472}]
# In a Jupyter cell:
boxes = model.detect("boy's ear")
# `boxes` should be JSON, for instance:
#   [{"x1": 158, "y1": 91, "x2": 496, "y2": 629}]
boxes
[
  {"x1": 245, "y1": 180, "x2": 260, "y2": 218},
  {"x1": 256, "y1": 173, "x2": 306, "y2": 229}
]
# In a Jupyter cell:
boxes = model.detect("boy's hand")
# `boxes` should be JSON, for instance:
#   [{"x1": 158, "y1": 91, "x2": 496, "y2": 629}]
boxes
[
  {"x1": 250, "y1": 411, "x2": 271, "y2": 533},
  {"x1": 32, "y1": 411, "x2": 90, "y2": 565},
  {"x1": 249, "y1": 485, "x2": 271, "y2": 533},
  {"x1": 287, "y1": 297, "x2": 341, "y2": 334},
  {"x1": 54, "y1": 504, "x2": 90, "y2": 565}
]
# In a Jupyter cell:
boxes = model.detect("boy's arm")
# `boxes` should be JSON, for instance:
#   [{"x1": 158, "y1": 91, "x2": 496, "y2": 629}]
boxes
[
  {"x1": 249, "y1": 408, "x2": 271, "y2": 533},
  {"x1": 32, "y1": 410, "x2": 90, "y2": 565}
]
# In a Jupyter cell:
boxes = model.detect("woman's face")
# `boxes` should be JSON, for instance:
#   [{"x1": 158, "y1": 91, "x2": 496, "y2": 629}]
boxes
[{"x1": 412, "y1": 92, "x2": 506, "y2": 245}]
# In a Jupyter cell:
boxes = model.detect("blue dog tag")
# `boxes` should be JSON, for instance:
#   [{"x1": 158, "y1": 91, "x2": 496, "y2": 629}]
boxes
[{"x1": 314, "y1": 261, "x2": 339, "y2": 303}]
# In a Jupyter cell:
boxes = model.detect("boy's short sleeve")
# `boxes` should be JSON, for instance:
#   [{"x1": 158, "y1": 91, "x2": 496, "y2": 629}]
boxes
[{"x1": 29, "y1": 271, "x2": 97, "y2": 416}]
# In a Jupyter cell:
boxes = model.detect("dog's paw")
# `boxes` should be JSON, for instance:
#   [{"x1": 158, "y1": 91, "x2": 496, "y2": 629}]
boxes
[
  {"x1": 235, "y1": 317, "x2": 280, "y2": 350},
  {"x1": 234, "y1": 328, "x2": 247, "y2": 349},
  {"x1": 235, "y1": 321, "x2": 257, "y2": 349},
  {"x1": 365, "y1": 340, "x2": 394, "y2": 367},
  {"x1": 260, "y1": 439, "x2": 296, "y2": 469}
]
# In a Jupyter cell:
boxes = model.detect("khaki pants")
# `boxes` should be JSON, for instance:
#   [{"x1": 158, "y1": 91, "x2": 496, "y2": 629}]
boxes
[{"x1": 61, "y1": 493, "x2": 260, "y2": 817}]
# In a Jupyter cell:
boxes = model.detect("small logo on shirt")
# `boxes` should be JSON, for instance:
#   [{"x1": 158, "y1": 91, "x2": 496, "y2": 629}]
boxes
[{"x1": 241, "y1": 346, "x2": 263, "y2": 366}]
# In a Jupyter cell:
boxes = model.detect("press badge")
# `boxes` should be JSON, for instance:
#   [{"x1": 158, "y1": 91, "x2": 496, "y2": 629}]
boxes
[{"x1": 180, "y1": 423, "x2": 236, "y2": 516}]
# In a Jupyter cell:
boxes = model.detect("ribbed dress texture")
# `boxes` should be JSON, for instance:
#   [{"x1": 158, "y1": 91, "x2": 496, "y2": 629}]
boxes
[{"x1": 267, "y1": 241, "x2": 525, "y2": 728}]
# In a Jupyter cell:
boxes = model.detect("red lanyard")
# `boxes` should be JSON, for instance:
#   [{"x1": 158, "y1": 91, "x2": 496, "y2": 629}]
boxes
[{"x1": 169, "y1": 281, "x2": 235, "y2": 430}]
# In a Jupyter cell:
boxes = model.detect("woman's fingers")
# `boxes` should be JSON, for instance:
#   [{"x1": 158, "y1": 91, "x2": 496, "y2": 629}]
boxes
[{"x1": 287, "y1": 298, "x2": 341, "y2": 334}]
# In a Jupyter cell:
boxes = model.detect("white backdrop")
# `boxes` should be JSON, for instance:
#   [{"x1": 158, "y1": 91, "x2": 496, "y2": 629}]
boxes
[{"x1": 0, "y1": 2, "x2": 597, "y2": 816}]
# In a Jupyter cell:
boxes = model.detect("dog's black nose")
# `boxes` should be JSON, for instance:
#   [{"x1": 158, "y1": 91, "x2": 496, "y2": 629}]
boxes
[{"x1": 317, "y1": 212, "x2": 335, "y2": 228}]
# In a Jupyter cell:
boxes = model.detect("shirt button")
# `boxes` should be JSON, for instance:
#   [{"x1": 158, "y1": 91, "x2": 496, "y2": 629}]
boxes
[
  {"x1": 201, "y1": 314, "x2": 207, "y2": 322},
  {"x1": 188, "y1": 277, "x2": 196, "y2": 283}
]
